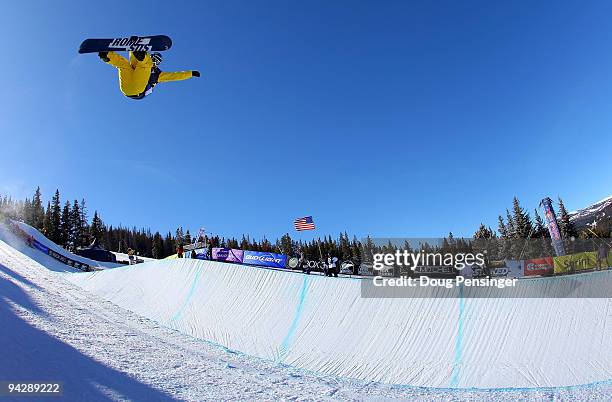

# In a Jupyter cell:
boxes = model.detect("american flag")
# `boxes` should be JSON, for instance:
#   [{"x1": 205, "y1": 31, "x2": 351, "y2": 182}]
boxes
[{"x1": 294, "y1": 216, "x2": 316, "y2": 231}]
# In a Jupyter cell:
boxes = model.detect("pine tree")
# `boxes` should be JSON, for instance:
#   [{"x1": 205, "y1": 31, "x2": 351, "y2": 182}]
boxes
[
  {"x1": 175, "y1": 227, "x2": 184, "y2": 247},
  {"x1": 79, "y1": 198, "x2": 89, "y2": 247},
  {"x1": 279, "y1": 233, "x2": 293, "y2": 255},
  {"x1": 69, "y1": 200, "x2": 81, "y2": 250},
  {"x1": 557, "y1": 197, "x2": 577, "y2": 239},
  {"x1": 505, "y1": 209, "x2": 516, "y2": 238},
  {"x1": 90, "y1": 211, "x2": 104, "y2": 243},
  {"x1": 43, "y1": 202, "x2": 52, "y2": 236},
  {"x1": 240, "y1": 235, "x2": 250, "y2": 250},
  {"x1": 60, "y1": 201, "x2": 72, "y2": 249},
  {"x1": 511, "y1": 197, "x2": 533, "y2": 239},
  {"x1": 31, "y1": 187, "x2": 45, "y2": 230},
  {"x1": 497, "y1": 216, "x2": 508, "y2": 238},
  {"x1": 164, "y1": 231, "x2": 174, "y2": 256},
  {"x1": 474, "y1": 223, "x2": 494, "y2": 239},
  {"x1": 152, "y1": 232, "x2": 163, "y2": 259},
  {"x1": 533, "y1": 209, "x2": 547, "y2": 238},
  {"x1": 184, "y1": 229, "x2": 192, "y2": 245},
  {"x1": 23, "y1": 198, "x2": 32, "y2": 225},
  {"x1": 351, "y1": 236, "x2": 362, "y2": 266},
  {"x1": 50, "y1": 190, "x2": 62, "y2": 244}
]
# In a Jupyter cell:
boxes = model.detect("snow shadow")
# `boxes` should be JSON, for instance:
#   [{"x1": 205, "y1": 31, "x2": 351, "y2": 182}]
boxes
[
  {"x1": 0, "y1": 265, "x2": 44, "y2": 316},
  {"x1": 0, "y1": 278, "x2": 179, "y2": 401},
  {"x1": 0, "y1": 262, "x2": 44, "y2": 292}
]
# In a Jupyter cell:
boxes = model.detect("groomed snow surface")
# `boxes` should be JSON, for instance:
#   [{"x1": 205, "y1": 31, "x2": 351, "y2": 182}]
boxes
[{"x1": 1, "y1": 223, "x2": 611, "y2": 401}]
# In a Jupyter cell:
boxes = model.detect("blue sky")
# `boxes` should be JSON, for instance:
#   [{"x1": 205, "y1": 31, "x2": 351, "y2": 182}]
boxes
[{"x1": 1, "y1": 1, "x2": 611, "y2": 240}]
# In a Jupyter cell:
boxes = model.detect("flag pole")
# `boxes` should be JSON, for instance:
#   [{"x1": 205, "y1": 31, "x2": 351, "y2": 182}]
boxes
[
  {"x1": 294, "y1": 216, "x2": 322, "y2": 260},
  {"x1": 317, "y1": 237, "x2": 323, "y2": 261}
]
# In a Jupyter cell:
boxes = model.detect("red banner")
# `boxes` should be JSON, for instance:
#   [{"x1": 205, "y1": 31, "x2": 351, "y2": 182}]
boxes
[{"x1": 524, "y1": 257, "x2": 554, "y2": 276}]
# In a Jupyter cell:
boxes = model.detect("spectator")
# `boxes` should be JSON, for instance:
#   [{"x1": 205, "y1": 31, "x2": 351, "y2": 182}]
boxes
[
  {"x1": 191, "y1": 249, "x2": 197, "y2": 259},
  {"x1": 127, "y1": 248, "x2": 135, "y2": 265},
  {"x1": 326, "y1": 254, "x2": 338, "y2": 277},
  {"x1": 597, "y1": 242, "x2": 609, "y2": 270},
  {"x1": 177, "y1": 244, "x2": 184, "y2": 258},
  {"x1": 299, "y1": 250, "x2": 310, "y2": 275}
]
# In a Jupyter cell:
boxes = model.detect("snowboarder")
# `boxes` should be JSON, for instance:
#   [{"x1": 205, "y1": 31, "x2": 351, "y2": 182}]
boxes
[{"x1": 98, "y1": 51, "x2": 200, "y2": 99}]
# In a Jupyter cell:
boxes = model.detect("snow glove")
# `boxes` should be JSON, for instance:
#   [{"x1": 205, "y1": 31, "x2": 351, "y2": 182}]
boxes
[{"x1": 192, "y1": 71, "x2": 200, "y2": 77}]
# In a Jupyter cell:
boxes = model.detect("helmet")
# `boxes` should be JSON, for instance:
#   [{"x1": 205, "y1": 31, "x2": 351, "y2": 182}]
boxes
[{"x1": 151, "y1": 52, "x2": 163, "y2": 66}]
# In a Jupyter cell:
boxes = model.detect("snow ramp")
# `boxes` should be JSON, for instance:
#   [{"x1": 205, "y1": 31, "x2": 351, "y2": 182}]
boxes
[
  {"x1": 5, "y1": 220, "x2": 123, "y2": 269},
  {"x1": 66, "y1": 258, "x2": 612, "y2": 389}
]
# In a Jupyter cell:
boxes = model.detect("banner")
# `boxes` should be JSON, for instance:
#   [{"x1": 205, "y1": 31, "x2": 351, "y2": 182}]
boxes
[
  {"x1": 461, "y1": 260, "x2": 523, "y2": 278},
  {"x1": 243, "y1": 250, "x2": 287, "y2": 269},
  {"x1": 524, "y1": 257, "x2": 554, "y2": 276},
  {"x1": 32, "y1": 239, "x2": 49, "y2": 254},
  {"x1": 540, "y1": 197, "x2": 565, "y2": 256},
  {"x1": 194, "y1": 249, "x2": 208, "y2": 260},
  {"x1": 413, "y1": 266, "x2": 457, "y2": 277},
  {"x1": 499, "y1": 260, "x2": 524, "y2": 278},
  {"x1": 553, "y1": 252, "x2": 597, "y2": 274},
  {"x1": 212, "y1": 248, "x2": 244, "y2": 263}
]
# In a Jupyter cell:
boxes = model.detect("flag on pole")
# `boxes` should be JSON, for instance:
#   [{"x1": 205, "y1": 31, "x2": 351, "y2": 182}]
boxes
[{"x1": 294, "y1": 216, "x2": 316, "y2": 231}]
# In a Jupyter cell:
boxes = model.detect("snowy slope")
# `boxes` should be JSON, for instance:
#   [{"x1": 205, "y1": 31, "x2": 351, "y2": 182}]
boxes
[
  {"x1": 5, "y1": 234, "x2": 606, "y2": 399},
  {"x1": 570, "y1": 195, "x2": 612, "y2": 229},
  {"x1": 67, "y1": 258, "x2": 612, "y2": 389}
]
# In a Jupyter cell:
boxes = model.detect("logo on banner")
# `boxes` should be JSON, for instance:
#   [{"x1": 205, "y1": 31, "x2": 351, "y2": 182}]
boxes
[
  {"x1": 243, "y1": 250, "x2": 287, "y2": 268},
  {"x1": 212, "y1": 248, "x2": 244, "y2": 263},
  {"x1": 524, "y1": 257, "x2": 554, "y2": 276}
]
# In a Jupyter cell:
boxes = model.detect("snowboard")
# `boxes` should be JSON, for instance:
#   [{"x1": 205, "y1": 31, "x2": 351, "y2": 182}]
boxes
[{"x1": 78, "y1": 35, "x2": 172, "y2": 54}]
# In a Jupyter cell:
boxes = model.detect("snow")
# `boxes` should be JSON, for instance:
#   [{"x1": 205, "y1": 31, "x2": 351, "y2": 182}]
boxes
[
  {"x1": 67, "y1": 258, "x2": 612, "y2": 389},
  {"x1": 0, "y1": 222, "x2": 611, "y2": 400},
  {"x1": 569, "y1": 194, "x2": 612, "y2": 227},
  {"x1": 570, "y1": 194, "x2": 612, "y2": 215}
]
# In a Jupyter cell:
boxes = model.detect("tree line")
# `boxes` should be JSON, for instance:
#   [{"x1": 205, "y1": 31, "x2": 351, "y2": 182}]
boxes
[{"x1": 1, "y1": 188, "x2": 608, "y2": 262}]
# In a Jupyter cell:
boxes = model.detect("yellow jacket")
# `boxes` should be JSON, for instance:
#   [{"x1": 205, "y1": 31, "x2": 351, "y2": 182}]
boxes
[{"x1": 105, "y1": 51, "x2": 195, "y2": 98}]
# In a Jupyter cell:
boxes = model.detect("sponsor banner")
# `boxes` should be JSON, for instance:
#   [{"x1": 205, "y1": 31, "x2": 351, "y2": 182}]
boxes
[
  {"x1": 47, "y1": 248, "x2": 90, "y2": 272},
  {"x1": 524, "y1": 257, "x2": 554, "y2": 276},
  {"x1": 186, "y1": 248, "x2": 208, "y2": 260},
  {"x1": 540, "y1": 197, "x2": 566, "y2": 256},
  {"x1": 554, "y1": 252, "x2": 597, "y2": 274},
  {"x1": 194, "y1": 249, "x2": 208, "y2": 260},
  {"x1": 32, "y1": 240, "x2": 49, "y2": 254},
  {"x1": 359, "y1": 263, "x2": 373, "y2": 276},
  {"x1": 413, "y1": 266, "x2": 457, "y2": 277},
  {"x1": 302, "y1": 259, "x2": 327, "y2": 271},
  {"x1": 499, "y1": 260, "x2": 524, "y2": 278},
  {"x1": 461, "y1": 260, "x2": 523, "y2": 278},
  {"x1": 340, "y1": 260, "x2": 355, "y2": 274},
  {"x1": 212, "y1": 248, "x2": 244, "y2": 263},
  {"x1": 243, "y1": 250, "x2": 287, "y2": 269}
]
